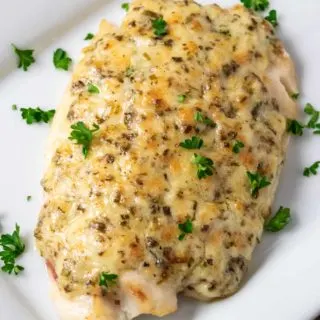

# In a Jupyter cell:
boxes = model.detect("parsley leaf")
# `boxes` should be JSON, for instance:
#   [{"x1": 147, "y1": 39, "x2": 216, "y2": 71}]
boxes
[
  {"x1": 99, "y1": 272, "x2": 118, "y2": 289},
  {"x1": 12, "y1": 104, "x2": 17, "y2": 111},
  {"x1": 152, "y1": 17, "x2": 168, "y2": 37},
  {"x1": 0, "y1": 224, "x2": 25, "y2": 275},
  {"x1": 177, "y1": 94, "x2": 187, "y2": 103},
  {"x1": 178, "y1": 219, "x2": 193, "y2": 241},
  {"x1": 180, "y1": 136, "x2": 204, "y2": 150},
  {"x1": 232, "y1": 140, "x2": 245, "y2": 154},
  {"x1": 304, "y1": 103, "x2": 319, "y2": 129},
  {"x1": 12, "y1": 44, "x2": 35, "y2": 71},
  {"x1": 194, "y1": 111, "x2": 216, "y2": 127},
  {"x1": 69, "y1": 122, "x2": 99, "y2": 158},
  {"x1": 303, "y1": 161, "x2": 320, "y2": 177},
  {"x1": 121, "y1": 3, "x2": 129, "y2": 11},
  {"x1": 88, "y1": 84, "x2": 100, "y2": 94},
  {"x1": 265, "y1": 206, "x2": 291, "y2": 232},
  {"x1": 287, "y1": 119, "x2": 304, "y2": 136},
  {"x1": 247, "y1": 171, "x2": 271, "y2": 198},
  {"x1": 265, "y1": 9, "x2": 278, "y2": 27},
  {"x1": 192, "y1": 154, "x2": 214, "y2": 179},
  {"x1": 291, "y1": 92, "x2": 300, "y2": 100},
  {"x1": 84, "y1": 33, "x2": 94, "y2": 40},
  {"x1": 20, "y1": 107, "x2": 55, "y2": 125},
  {"x1": 26, "y1": 196, "x2": 32, "y2": 201},
  {"x1": 53, "y1": 48, "x2": 72, "y2": 71},
  {"x1": 314, "y1": 123, "x2": 320, "y2": 135},
  {"x1": 240, "y1": 0, "x2": 269, "y2": 11}
]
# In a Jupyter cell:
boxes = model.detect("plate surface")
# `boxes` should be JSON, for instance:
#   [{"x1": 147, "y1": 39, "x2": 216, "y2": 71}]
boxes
[{"x1": 0, "y1": 0, "x2": 320, "y2": 319}]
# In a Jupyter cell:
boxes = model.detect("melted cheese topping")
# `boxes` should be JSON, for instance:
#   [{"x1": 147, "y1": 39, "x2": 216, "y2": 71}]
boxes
[{"x1": 35, "y1": 0, "x2": 297, "y2": 316}]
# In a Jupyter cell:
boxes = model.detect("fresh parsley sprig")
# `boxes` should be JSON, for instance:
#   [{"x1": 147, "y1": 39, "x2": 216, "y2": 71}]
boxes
[
  {"x1": 291, "y1": 92, "x2": 300, "y2": 100},
  {"x1": 69, "y1": 122, "x2": 99, "y2": 158},
  {"x1": 180, "y1": 136, "x2": 204, "y2": 150},
  {"x1": 240, "y1": 0, "x2": 269, "y2": 11},
  {"x1": 88, "y1": 84, "x2": 100, "y2": 94},
  {"x1": 53, "y1": 48, "x2": 72, "y2": 71},
  {"x1": 20, "y1": 107, "x2": 55, "y2": 124},
  {"x1": 152, "y1": 17, "x2": 168, "y2": 37},
  {"x1": 265, "y1": 206, "x2": 291, "y2": 232},
  {"x1": 0, "y1": 224, "x2": 25, "y2": 275},
  {"x1": 303, "y1": 161, "x2": 320, "y2": 177},
  {"x1": 84, "y1": 33, "x2": 94, "y2": 40},
  {"x1": 265, "y1": 9, "x2": 278, "y2": 27},
  {"x1": 99, "y1": 272, "x2": 118, "y2": 289},
  {"x1": 304, "y1": 103, "x2": 319, "y2": 129},
  {"x1": 12, "y1": 44, "x2": 35, "y2": 71},
  {"x1": 247, "y1": 171, "x2": 271, "y2": 198},
  {"x1": 232, "y1": 140, "x2": 245, "y2": 154},
  {"x1": 121, "y1": 3, "x2": 129, "y2": 11},
  {"x1": 178, "y1": 219, "x2": 193, "y2": 241},
  {"x1": 287, "y1": 119, "x2": 304, "y2": 136},
  {"x1": 194, "y1": 111, "x2": 216, "y2": 127},
  {"x1": 192, "y1": 154, "x2": 214, "y2": 179}
]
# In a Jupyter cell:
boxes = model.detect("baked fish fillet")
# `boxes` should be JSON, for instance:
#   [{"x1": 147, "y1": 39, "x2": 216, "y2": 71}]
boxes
[{"x1": 35, "y1": 0, "x2": 298, "y2": 319}]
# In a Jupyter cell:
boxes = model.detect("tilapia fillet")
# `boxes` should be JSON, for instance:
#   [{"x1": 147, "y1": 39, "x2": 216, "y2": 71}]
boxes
[{"x1": 35, "y1": 0, "x2": 298, "y2": 319}]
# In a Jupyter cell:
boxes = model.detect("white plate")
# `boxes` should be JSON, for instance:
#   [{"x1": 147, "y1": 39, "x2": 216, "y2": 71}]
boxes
[{"x1": 0, "y1": 0, "x2": 320, "y2": 319}]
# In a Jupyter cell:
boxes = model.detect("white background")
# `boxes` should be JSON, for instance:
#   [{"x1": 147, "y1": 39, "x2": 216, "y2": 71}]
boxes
[{"x1": 0, "y1": 1, "x2": 320, "y2": 319}]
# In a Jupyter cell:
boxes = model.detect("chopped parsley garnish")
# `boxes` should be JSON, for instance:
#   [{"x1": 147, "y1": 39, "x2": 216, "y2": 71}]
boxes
[
  {"x1": 303, "y1": 161, "x2": 320, "y2": 177},
  {"x1": 194, "y1": 111, "x2": 216, "y2": 127},
  {"x1": 265, "y1": 9, "x2": 278, "y2": 27},
  {"x1": 177, "y1": 94, "x2": 187, "y2": 103},
  {"x1": 304, "y1": 103, "x2": 319, "y2": 129},
  {"x1": 180, "y1": 136, "x2": 204, "y2": 150},
  {"x1": 121, "y1": 3, "x2": 129, "y2": 11},
  {"x1": 125, "y1": 67, "x2": 134, "y2": 77},
  {"x1": 152, "y1": 17, "x2": 168, "y2": 37},
  {"x1": 69, "y1": 121, "x2": 99, "y2": 158},
  {"x1": 232, "y1": 140, "x2": 245, "y2": 154},
  {"x1": 0, "y1": 224, "x2": 25, "y2": 275},
  {"x1": 12, "y1": 104, "x2": 17, "y2": 111},
  {"x1": 26, "y1": 196, "x2": 32, "y2": 201},
  {"x1": 287, "y1": 119, "x2": 304, "y2": 136},
  {"x1": 20, "y1": 107, "x2": 55, "y2": 124},
  {"x1": 265, "y1": 206, "x2": 291, "y2": 232},
  {"x1": 84, "y1": 33, "x2": 94, "y2": 40},
  {"x1": 12, "y1": 44, "x2": 35, "y2": 71},
  {"x1": 314, "y1": 124, "x2": 320, "y2": 135},
  {"x1": 291, "y1": 92, "x2": 300, "y2": 100},
  {"x1": 53, "y1": 48, "x2": 72, "y2": 71},
  {"x1": 192, "y1": 154, "x2": 214, "y2": 179},
  {"x1": 240, "y1": 0, "x2": 269, "y2": 11},
  {"x1": 247, "y1": 171, "x2": 271, "y2": 198},
  {"x1": 88, "y1": 83, "x2": 100, "y2": 94},
  {"x1": 99, "y1": 272, "x2": 118, "y2": 289},
  {"x1": 178, "y1": 219, "x2": 193, "y2": 241}
]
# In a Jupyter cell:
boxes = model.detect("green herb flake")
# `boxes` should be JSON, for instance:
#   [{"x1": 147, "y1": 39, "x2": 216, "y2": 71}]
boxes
[
  {"x1": 84, "y1": 33, "x2": 94, "y2": 40},
  {"x1": 192, "y1": 154, "x2": 214, "y2": 179},
  {"x1": 180, "y1": 136, "x2": 204, "y2": 150},
  {"x1": 12, "y1": 44, "x2": 35, "y2": 71},
  {"x1": 20, "y1": 107, "x2": 55, "y2": 125},
  {"x1": 53, "y1": 48, "x2": 72, "y2": 71},
  {"x1": 314, "y1": 124, "x2": 320, "y2": 135},
  {"x1": 26, "y1": 196, "x2": 32, "y2": 201},
  {"x1": 0, "y1": 224, "x2": 25, "y2": 275},
  {"x1": 177, "y1": 94, "x2": 187, "y2": 103},
  {"x1": 265, "y1": 206, "x2": 291, "y2": 232},
  {"x1": 232, "y1": 140, "x2": 245, "y2": 154},
  {"x1": 69, "y1": 121, "x2": 99, "y2": 158},
  {"x1": 178, "y1": 219, "x2": 193, "y2": 241},
  {"x1": 152, "y1": 17, "x2": 168, "y2": 37},
  {"x1": 287, "y1": 119, "x2": 304, "y2": 136},
  {"x1": 125, "y1": 67, "x2": 134, "y2": 77},
  {"x1": 303, "y1": 161, "x2": 320, "y2": 177},
  {"x1": 304, "y1": 103, "x2": 319, "y2": 129},
  {"x1": 99, "y1": 272, "x2": 118, "y2": 289},
  {"x1": 121, "y1": 3, "x2": 129, "y2": 11},
  {"x1": 291, "y1": 92, "x2": 300, "y2": 100},
  {"x1": 88, "y1": 84, "x2": 100, "y2": 94},
  {"x1": 194, "y1": 111, "x2": 216, "y2": 127},
  {"x1": 247, "y1": 171, "x2": 271, "y2": 198},
  {"x1": 240, "y1": 0, "x2": 270, "y2": 11},
  {"x1": 265, "y1": 9, "x2": 278, "y2": 27},
  {"x1": 12, "y1": 104, "x2": 17, "y2": 111}
]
